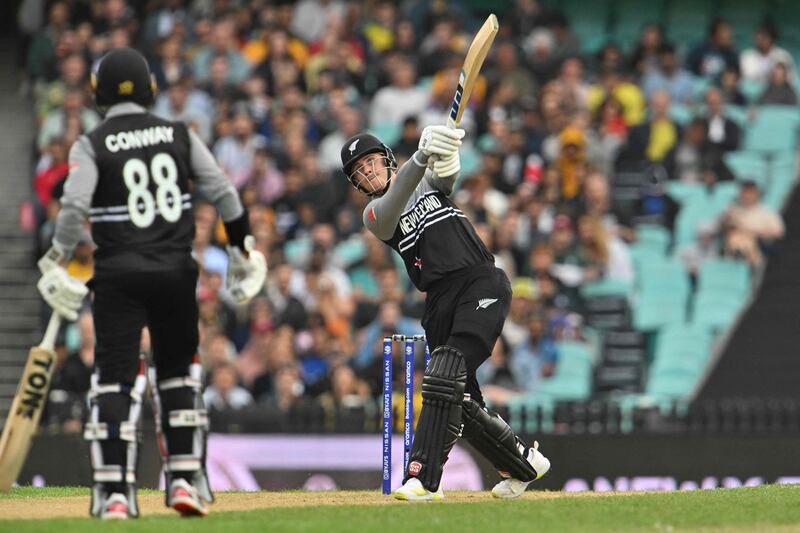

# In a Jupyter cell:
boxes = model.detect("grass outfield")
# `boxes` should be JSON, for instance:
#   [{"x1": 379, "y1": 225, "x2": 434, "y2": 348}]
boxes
[{"x1": 2, "y1": 485, "x2": 800, "y2": 532}]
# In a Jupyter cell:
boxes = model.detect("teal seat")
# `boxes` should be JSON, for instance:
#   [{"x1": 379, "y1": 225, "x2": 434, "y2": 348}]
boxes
[
  {"x1": 669, "y1": 104, "x2": 694, "y2": 126},
  {"x1": 645, "y1": 368, "x2": 700, "y2": 399},
  {"x1": 745, "y1": 106, "x2": 800, "y2": 153},
  {"x1": 537, "y1": 374, "x2": 592, "y2": 402},
  {"x1": 655, "y1": 327, "x2": 713, "y2": 360},
  {"x1": 725, "y1": 105, "x2": 748, "y2": 128},
  {"x1": 674, "y1": 201, "x2": 726, "y2": 247},
  {"x1": 723, "y1": 151, "x2": 768, "y2": 185},
  {"x1": 739, "y1": 79, "x2": 765, "y2": 103},
  {"x1": 459, "y1": 146, "x2": 480, "y2": 179},
  {"x1": 555, "y1": 340, "x2": 596, "y2": 366},
  {"x1": 368, "y1": 122, "x2": 401, "y2": 147},
  {"x1": 666, "y1": 181, "x2": 703, "y2": 205},
  {"x1": 697, "y1": 259, "x2": 750, "y2": 295},
  {"x1": 638, "y1": 260, "x2": 690, "y2": 295},
  {"x1": 580, "y1": 278, "x2": 633, "y2": 299},
  {"x1": 692, "y1": 293, "x2": 744, "y2": 330},
  {"x1": 708, "y1": 181, "x2": 739, "y2": 211},
  {"x1": 635, "y1": 224, "x2": 671, "y2": 254},
  {"x1": 633, "y1": 297, "x2": 687, "y2": 331}
]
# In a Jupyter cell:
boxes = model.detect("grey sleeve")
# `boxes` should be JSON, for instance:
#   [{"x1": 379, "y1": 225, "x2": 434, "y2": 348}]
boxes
[
  {"x1": 188, "y1": 129, "x2": 243, "y2": 222},
  {"x1": 423, "y1": 166, "x2": 460, "y2": 197},
  {"x1": 53, "y1": 136, "x2": 97, "y2": 255},
  {"x1": 363, "y1": 150, "x2": 430, "y2": 240}
]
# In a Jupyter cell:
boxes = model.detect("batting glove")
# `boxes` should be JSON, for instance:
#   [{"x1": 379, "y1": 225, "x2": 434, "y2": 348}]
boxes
[
  {"x1": 418, "y1": 125, "x2": 465, "y2": 158},
  {"x1": 433, "y1": 151, "x2": 461, "y2": 178},
  {"x1": 37, "y1": 267, "x2": 88, "y2": 321},
  {"x1": 226, "y1": 235, "x2": 267, "y2": 304}
]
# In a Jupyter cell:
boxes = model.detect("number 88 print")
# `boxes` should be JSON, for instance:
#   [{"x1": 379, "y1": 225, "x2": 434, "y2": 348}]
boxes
[{"x1": 123, "y1": 153, "x2": 183, "y2": 228}]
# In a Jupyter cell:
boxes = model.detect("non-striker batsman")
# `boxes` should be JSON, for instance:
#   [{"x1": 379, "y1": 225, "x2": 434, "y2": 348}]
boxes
[{"x1": 36, "y1": 47, "x2": 266, "y2": 519}]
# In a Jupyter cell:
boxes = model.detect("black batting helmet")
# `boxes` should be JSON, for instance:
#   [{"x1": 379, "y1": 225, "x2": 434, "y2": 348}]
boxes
[
  {"x1": 341, "y1": 133, "x2": 397, "y2": 196},
  {"x1": 91, "y1": 47, "x2": 156, "y2": 108}
]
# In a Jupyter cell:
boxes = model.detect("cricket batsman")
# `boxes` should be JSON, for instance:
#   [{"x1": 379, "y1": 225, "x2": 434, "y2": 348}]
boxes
[
  {"x1": 36, "y1": 48, "x2": 266, "y2": 519},
  {"x1": 341, "y1": 126, "x2": 550, "y2": 500}
]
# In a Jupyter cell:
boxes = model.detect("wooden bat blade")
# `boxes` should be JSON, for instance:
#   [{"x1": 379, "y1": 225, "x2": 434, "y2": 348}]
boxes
[
  {"x1": 0, "y1": 346, "x2": 57, "y2": 491},
  {"x1": 448, "y1": 13, "x2": 499, "y2": 127}
]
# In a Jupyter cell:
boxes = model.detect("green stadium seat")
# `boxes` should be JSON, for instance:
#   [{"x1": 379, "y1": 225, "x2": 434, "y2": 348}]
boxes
[
  {"x1": 723, "y1": 151, "x2": 768, "y2": 185},
  {"x1": 635, "y1": 224, "x2": 671, "y2": 253},
  {"x1": 368, "y1": 121, "x2": 401, "y2": 147},
  {"x1": 708, "y1": 181, "x2": 740, "y2": 211},
  {"x1": 697, "y1": 259, "x2": 750, "y2": 295},
  {"x1": 692, "y1": 292, "x2": 744, "y2": 330},
  {"x1": 745, "y1": 106, "x2": 800, "y2": 154},
  {"x1": 610, "y1": 0, "x2": 665, "y2": 51},
  {"x1": 739, "y1": 79, "x2": 765, "y2": 103},
  {"x1": 725, "y1": 105, "x2": 748, "y2": 128},
  {"x1": 580, "y1": 278, "x2": 633, "y2": 299},
  {"x1": 645, "y1": 367, "x2": 701, "y2": 399},
  {"x1": 555, "y1": 340, "x2": 596, "y2": 366},
  {"x1": 674, "y1": 201, "x2": 727, "y2": 247},
  {"x1": 666, "y1": 181, "x2": 703, "y2": 205},
  {"x1": 669, "y1": 104, "x2": 694, "y2": 126},
  {"x1": 638, "y1": 260, "x2": 690, "y2": 295},
  {"x1": 633, "y1": 297, "x2": 688, "y2": 331}
]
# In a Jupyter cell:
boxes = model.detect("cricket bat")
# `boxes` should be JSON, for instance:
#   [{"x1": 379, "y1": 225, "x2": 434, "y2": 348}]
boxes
[
  {"x1": 447, "y1": 13, "x2": 500, "y2": 128},
  {"x1": 0, "y1": 313, "x2": 61, "y2": 491}
]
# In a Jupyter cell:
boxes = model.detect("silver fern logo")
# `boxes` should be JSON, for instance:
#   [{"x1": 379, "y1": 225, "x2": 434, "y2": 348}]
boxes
[
  {"x1": 348, "y1": 139, "x2": 360, "y2": 154},
  {"x1": 476, "y1": 298, "x2": 498, "y2": 310}
]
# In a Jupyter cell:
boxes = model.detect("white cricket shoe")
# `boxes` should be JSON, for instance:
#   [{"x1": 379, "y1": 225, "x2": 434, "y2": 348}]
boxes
[
  {"x1": 169, "y1": 478, "x2": 209, "y2": 517},
  {"x1": 393, "y1": 477, "x2": 444, "y2": 501},
  {"x1": 491, "y1": 441, "x2": 551, "y2": 499},
  {"x1": 100, "y1": 493, "x2": 130, "y2": 520}
]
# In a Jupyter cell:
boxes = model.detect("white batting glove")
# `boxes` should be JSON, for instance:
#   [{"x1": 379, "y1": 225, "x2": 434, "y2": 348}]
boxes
[
  {"x1": 433, "y1": 151, "x2": 461, "y2": 178},
  {"x1": 37, "y1": 244, "x2": 68, "y2": 274},
  {"x1": 226, "y1": 236, "x2": 267, "y2": 305},
  {"x1": 418, "y1": 125, "x2": 465, "y2": 157},
  {"x1": 37, "y1": 267, "x2": 88, "y2": 321}
]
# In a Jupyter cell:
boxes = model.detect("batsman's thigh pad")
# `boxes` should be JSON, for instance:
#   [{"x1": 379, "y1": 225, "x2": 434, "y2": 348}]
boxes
[{"x1": 461, "y1": 397, "x2": 537, "y2": 482}]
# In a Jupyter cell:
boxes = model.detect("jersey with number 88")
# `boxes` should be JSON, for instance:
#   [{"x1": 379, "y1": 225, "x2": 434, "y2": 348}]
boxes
[{"x1": 123, "y1": 153, "x2": 182, "y2": 228}]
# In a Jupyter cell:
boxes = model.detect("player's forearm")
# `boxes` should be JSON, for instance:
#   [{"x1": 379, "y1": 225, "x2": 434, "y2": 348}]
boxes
[
  {"x1": 364, "y1": 150, "x2": 429, "y2": 239},
  {"x1": 52, "y1": 204, "x2": 87, "y2": 256}
]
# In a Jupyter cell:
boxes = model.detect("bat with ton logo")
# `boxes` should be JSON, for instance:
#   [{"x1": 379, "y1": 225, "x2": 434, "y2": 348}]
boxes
[
  {"x1": 447, "y1": 13, "x2": 500, "y2": 128},
  {"x1": 0, "y1": 313, "x2": 61, "y2": 491}
]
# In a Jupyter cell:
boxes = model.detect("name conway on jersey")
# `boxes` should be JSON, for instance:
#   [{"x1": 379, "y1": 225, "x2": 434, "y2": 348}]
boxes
[{"x1": 104, "y1": 125, "x2": 175, "y2": 153}]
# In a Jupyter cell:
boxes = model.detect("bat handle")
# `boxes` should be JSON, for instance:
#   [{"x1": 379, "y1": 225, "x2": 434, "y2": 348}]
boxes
[{"x1": 41, "y1": 313, "x2": 61, "y2": 352}]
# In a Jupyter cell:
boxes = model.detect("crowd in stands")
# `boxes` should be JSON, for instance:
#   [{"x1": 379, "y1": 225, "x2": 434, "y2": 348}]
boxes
[{"x1": 21, "y1": 0, "x2": 794, "y2": 430}]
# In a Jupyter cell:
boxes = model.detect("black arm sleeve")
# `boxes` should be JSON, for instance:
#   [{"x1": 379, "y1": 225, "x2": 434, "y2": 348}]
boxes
[{"x1": 223, "y1": 210, "x2": 250, "y2": 250}]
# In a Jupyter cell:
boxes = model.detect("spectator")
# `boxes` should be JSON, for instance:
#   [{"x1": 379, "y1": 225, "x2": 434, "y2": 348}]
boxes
[
  {"x1": 203, "y1": 363, "x2": 255, "y2": 410},
  {"x1": 663, "y1": 118, "x2": 708, "y2": 183},
  {"x1": 587, "y1": 68, "x2": 646, "y2": 126},
  {"x1": 626, "y1": 89, "x2": 679, "y2": 163},
  {"x1": 629, "y1": 23, "x2": 664, "y2": 76},
  {"x1": 213, "y1": 105, "x2": 268, "y2": 189},
  {"x1": 718, "y1": 66, "x2": 747, "y2": 106},
  {"x1": 290, "y1": 0, "x2": 346, "y2": 44},
  {"x1": 740, "y1": 23, "x2": 796, "y2": 85},
  {"x1": 720, "y1": 181, "x2": 784, "y2": 267},
  {"x1": 642, "y1": 43, "x2": 695, "y2": 104},
  {"x1": 686, "y1": 18, "x2": 738, "y2": 78},
  {"x1": 508, "y1": 313, "x2": 558, "y2": 393},
  {"x1": 37, "y1": 87, "x2": 99, "y2": 151},
  {"x1": 702, "y1": 87, "x2": 741, "y2": 155},
  {"x1": 502, "y1": 277, "x2": 538, "y2": 351},
  {"x1": 318, "y1": 105, "x2": 362, "y2": 173},
  {"x1": 369, "y1": 58, "x2": 429, "y2": 127},
  {"x1": 192, "y1": 18, "x2": 251, "y2": 84},
  {"x1": 757, "y1": 62, "x2": 798, "y2": 106},
  {"x1": 153, "y1": 74, "x2": 213, "y2": 143}
]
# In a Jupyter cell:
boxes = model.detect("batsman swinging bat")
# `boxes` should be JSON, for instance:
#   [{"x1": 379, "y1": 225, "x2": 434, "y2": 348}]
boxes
[
  {"x1": 0, "y1": 313, "x2": 61, "y2": 491},
  {"x1": 447, "y1": 13, "x2": 500, "y2": 128}
]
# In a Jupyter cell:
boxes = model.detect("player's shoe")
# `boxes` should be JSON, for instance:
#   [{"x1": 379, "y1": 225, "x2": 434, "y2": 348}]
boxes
[
  {"x1": 393, "y1": 477, "x2": 444, "y2": 501},
  {"x1": 100, "y1": 493, "x2": 130, "y2": 520},
  {"x1": 491, "y1": 441, "x2": 551, "y2": 499},
  {"x1": 169, "y1": 478, "x2": 209, "y2": 517}
]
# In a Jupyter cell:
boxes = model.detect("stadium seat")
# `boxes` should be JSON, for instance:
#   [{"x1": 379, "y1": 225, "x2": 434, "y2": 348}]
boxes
[
  {"x1": 745, "y1": 106, "x2": 800, "y2": 154},
  {"x1": 610, "y1": 0, "x2": 665, "y2": 51},
  {"x1": 634, "y1": 224, "x2": 671, "y2": 254},
  {"x1": 669, "y1": 104, "x2": 693, "y2": 126},
  {"x1": 697, "y1": 259, "x2": 750, "y2": 295},
  {"x1": 723, "y1": 151, "x2": 768, "y2": 185},
  {"x1": 633, "y1": 296, "x2": 688, "y2": 331},
  {"x1": 580, "y1": 278, "x2": 633, "y2": 299},
  {"x1": 692, "y1": 292, "x2": 745, "y2": 330},
  {"x1": 368, "y1": 121, "x2": 402, "y2": 147},
  {"x1": 645, "y1": 366, "x2": 702, "y2": 399},
  {"x1": 637, "y1": 260, "x2": 690, "y2": 295},
  {"x1": 674, "y1": 201, "x2": 727, "y2": 247},
  {"x1": 738, "y1": 79, "x2": 765, "y2": 103},
  {"x1": 666, "y1": 181, "x2": 704, "y2": 206}
]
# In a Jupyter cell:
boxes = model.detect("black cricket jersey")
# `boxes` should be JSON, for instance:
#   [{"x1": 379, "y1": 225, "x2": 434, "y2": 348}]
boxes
[
  {"x1": 85, "y1": 111, "x2": 195, "y2": 275},
  {"x1": 381, "y1": 188, "x2": 493, "y2": 291}
]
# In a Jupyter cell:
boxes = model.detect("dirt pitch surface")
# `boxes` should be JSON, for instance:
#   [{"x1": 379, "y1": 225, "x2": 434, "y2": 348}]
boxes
[{"x1": 0, "y1": 489, "x2": 609, "y2": 521}]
